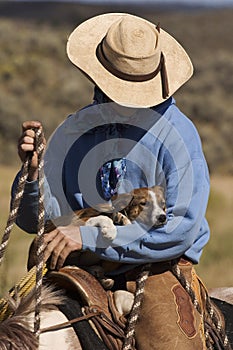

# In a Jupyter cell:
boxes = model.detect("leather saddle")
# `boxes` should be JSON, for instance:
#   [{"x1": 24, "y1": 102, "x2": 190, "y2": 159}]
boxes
[{"x1": 48, "y1": 266, "x2": 127, "y2": 350}]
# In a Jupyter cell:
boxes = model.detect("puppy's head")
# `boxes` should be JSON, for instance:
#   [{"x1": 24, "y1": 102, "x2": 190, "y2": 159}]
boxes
[{"x1": 112, "y1": 186, "x2": 166, "y2": 227}]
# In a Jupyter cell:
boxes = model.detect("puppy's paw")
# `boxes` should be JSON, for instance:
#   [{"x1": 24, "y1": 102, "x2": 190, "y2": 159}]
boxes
[
  {"x1": 101, "y1": 225, "x2": 117, "y2": 240},
  {"x1": 120, "y1": 213, "x2": 131, "y2": 225},
  {"x1": 113, "y1": 212, "x2": 131, "y2": 225},
  {"x1": 85, "y1": 215, "x2": 117, "y2": 240}
]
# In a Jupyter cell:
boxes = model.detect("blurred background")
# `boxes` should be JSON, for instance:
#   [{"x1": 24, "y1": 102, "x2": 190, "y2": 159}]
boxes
[{"x1": 0, "y1": 0, "x2": 232, "y2": 295}]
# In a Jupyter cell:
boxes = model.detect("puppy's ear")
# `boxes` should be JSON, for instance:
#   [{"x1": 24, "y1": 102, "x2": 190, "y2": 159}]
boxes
[
  {"x1": 94, "y1": 202, "x2": 115, "y2": 213},
  {"x1": 111, "y1": 192, "x2": 134, "y2": 212},
  {"x1": 152, "y1": 185, "x2": 166, "y2": 202},
  {"x1": 152, "y1": 185, "x2": 164, "y2": 195}
]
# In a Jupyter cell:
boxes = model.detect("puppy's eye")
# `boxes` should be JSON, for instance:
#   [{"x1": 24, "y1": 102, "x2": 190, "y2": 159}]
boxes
[
  {"x1": 140, "y1": 201, "x2": 147, "y2": 206},
  {"x1": 161, "y1": 201, "x2": 166, "y2": 210}
]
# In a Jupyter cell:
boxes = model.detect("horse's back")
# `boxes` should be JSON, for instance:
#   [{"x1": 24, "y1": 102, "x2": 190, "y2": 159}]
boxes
[
  {"x1": 210, "y1": 297, "x2": 233, "y2": 347},
  {"x1": 40, "y1": 307, "x2": 82, "y2": 350}
]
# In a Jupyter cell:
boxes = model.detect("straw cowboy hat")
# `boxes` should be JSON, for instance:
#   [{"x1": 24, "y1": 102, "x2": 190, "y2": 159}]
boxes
[{"x1": 67, "y1": 13, "x2": 193, "y2": 108}]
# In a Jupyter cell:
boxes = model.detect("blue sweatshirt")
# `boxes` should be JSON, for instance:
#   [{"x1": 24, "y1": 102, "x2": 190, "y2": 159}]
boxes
[{"x1": 12, "y1": 97, "x2": 210, "y2": 268}]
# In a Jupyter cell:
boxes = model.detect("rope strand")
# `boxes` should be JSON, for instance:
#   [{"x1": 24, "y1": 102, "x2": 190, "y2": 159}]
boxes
[
  {"x1": 0, "y1": 127, "x2": 45, "y2": 341},
  {"x1": 122, "y1": 263, "x2": 151, "y2": 350},
  {"x1": 33, "y1": 128, "x2": 45, "y2": 337},
  {"x1": 0, "y1": 158, "x2": 31, "y2": 265}
]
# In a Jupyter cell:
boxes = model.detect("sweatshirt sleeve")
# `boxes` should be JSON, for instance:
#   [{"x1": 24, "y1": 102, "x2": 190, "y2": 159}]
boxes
[
  {"x1": 80, "y1": 157, "x2": 210, "y2": 264},
  {"x1": 11, "y1": 171, "x2": 61, "y2": 233},
  {"x1": 11, "y1": 117, "x2": 71, "y2": 233}
]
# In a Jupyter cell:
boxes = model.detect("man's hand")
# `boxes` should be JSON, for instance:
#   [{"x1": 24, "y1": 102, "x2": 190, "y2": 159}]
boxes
[
  {"x1": 43, "y1": 225, "x2": 83, "y2": 270},
  {"x1": 18, "y1": 120, "x2": 46, "y2": 181},
  {"x1": 27, "y1": 225, "x2": 83, "y2": 271}
]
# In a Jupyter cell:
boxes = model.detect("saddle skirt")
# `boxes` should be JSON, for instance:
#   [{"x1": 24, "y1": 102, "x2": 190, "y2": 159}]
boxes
[{"x1": 48, "y1": 266, "x2": 127, "y2": 350}]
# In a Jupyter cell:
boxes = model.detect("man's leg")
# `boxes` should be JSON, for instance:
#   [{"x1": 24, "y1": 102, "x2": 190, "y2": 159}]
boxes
[{"x1": 127, "y1": 260, "x2": 206, "y2": 350}]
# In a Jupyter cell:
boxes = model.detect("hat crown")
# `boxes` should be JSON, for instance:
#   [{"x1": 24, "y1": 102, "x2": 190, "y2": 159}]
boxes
[
  {"x1": 102, "y1": 17, "x2": 161, "y2": 75},
  {"x1": 67, "y1": 13, "x2": 193, "y2": 107},
  {"x1": 106, "y1": 17, "x2": 159, "y2": 57}
]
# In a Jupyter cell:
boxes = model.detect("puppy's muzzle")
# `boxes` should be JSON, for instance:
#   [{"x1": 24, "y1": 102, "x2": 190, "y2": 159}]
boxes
[{"x1": 157, "y1": 214, "x2": 167, "y2": 224}]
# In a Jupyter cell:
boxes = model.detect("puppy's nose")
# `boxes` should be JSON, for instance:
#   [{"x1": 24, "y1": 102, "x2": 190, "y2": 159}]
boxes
[{"x1": 157, "y1": 214, "x2": 166, "y2": 223}]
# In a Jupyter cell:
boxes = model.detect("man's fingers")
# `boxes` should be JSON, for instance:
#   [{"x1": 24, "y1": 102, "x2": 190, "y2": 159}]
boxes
[
  {"x1": 43, "y1": 231, "x2": 62, "y2": 262},
  {"x1": 18, "y1": 122, "x2": 45, "y2": 173},
  {"x1": 49, "y1": 238, "x2": 67, "y2": 270},
  {"x1": 20, "y1": 143, "x2": 35, "y2": 153},
  {"x1": 55, "y1": 247, "x2": 69, "y2": 270},
  {"x1": 18, "y1": 130, "x2": 36, "y2": 144},
  {"x1": 18, "y1": 132, "x2": 35, "y2": 154},
  {"x1": 41, "y1": 226, "x2": 82, "y2": 270},
  {"x1": 55, "y1": 245, "x2": 72, "y2": 270},
  {"x1": 22, "y1": 120, "x2": 42, "y2": 132},
  {"x1": 43, "y1": 230, "x2": 60, "y2": 244}
]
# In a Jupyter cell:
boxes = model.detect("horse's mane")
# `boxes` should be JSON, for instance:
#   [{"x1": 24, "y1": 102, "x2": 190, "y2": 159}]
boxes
[
  {"x1": 0, "y1": 316, "x2": 38, "y2": 350},
  {"x1": 0, "y1": 284, "x2": 66, "y2": 350},
  {"x1": 10, "y1": 283, "x2": 66, "y2": 316}
]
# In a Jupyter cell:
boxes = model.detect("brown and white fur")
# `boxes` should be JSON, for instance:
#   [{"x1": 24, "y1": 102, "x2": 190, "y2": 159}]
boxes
[
  {"x1": 0, "y1": 285, "x2": 82, "y2": 350},
  {"x1": 46, "y1": 185, "x2": 166, "y2": 240},
  {"x1": 28, "y1": 186, "x2": 166, "y2": 289}
]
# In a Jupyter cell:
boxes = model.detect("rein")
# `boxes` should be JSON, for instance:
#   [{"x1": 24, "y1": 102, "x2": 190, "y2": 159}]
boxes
[
  {"x1": 0, "y1": 128, "x2": 45, "y2": 338},
  {"x1": 33, "y1": 128, "x2": 46, "y2": 337},
  {"x1": 122, "y1": 263, "x2": 151, "y2": 350},
  {"x1": 0, "y1": 155, "x2": 34, "y2": 265},
  {"x1": 40, "y1": 310, "x2": 101, "y2": 334}
]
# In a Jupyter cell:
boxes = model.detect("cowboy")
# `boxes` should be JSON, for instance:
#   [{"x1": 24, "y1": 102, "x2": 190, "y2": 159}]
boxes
[{"x1": 13, "y1": 13, "x2": 221, "y2": 349}]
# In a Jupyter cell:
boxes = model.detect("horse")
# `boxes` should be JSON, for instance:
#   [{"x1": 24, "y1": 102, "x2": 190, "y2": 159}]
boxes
[
  {"x1": 0, "y1": 279, "x2": 232, "y2": 350},
  {"x1": 0, "y1": 272, "x2": 119, "y2": 350},
  {"x1": 0, "y1": 284, "x2": 83, "y2": 350}
]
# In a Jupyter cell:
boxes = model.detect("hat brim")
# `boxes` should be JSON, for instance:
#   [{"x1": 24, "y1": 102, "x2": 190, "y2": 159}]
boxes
[{"x1": 67, "y1": 13, "x2": 193, "y2": 108}]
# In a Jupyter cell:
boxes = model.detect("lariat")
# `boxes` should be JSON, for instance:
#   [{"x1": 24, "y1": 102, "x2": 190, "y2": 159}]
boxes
[{"x1": 0, "y1": 128, "x2": 46, "y2": 339}]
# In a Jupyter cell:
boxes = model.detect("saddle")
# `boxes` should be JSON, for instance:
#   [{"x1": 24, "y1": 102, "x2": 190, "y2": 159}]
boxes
[{"x1": 48, "y1": 266, "x2": 127, "y2": 350}]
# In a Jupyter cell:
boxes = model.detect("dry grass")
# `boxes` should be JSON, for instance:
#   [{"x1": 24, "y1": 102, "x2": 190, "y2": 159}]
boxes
[
  {"x1": 0, "y1": 6, "x2": 233, "y2": 174},
  {"x1": 196, "y1": 176, "x2": 233, "y2": 288},
  {"x1": 0, "y1": 166, "x2": 232, "y2": 296}
]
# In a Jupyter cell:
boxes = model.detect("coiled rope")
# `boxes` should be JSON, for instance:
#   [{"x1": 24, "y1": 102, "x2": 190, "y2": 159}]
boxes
[{"x1": 0, "y1": 127, "x2": 45, "y2": 339}]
